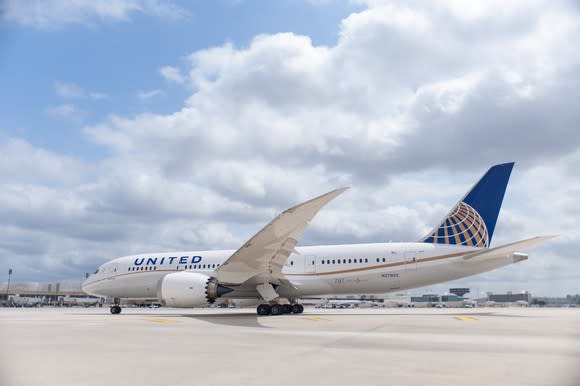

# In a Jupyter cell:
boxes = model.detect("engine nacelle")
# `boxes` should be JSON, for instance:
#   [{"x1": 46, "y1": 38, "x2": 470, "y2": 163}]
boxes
[{"x1": 157, "y1": 272, "x2": 233, "y2": 308}]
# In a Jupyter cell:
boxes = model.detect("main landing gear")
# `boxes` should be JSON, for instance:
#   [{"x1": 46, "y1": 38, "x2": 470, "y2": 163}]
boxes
[
  {"x1": 256, "y1": 303, "x2": 304, "y2": 316},
  {"x1": 110, "y1": 298, "x2": 122, "y2": 314}
]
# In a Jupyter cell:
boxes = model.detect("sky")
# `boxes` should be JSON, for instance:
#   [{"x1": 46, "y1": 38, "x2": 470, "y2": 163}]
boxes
[{"x1": 0, "y1": 0, "x2": 579, "y2": 297}]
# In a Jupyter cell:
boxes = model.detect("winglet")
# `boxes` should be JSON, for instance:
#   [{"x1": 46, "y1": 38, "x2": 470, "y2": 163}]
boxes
[{"x1": 283, "y1": 187, "x2": 349, "y2": 216}]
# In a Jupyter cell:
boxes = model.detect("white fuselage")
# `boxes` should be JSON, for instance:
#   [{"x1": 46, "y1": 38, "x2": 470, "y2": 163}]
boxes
[{"x1": 82, "y1": 242, "x2": 522, "y2": 301}]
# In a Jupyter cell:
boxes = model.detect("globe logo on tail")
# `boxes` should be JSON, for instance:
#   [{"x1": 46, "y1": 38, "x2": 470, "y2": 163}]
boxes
[{"x1": 423, "y1": 202, "x2": 489, "y2": 248}]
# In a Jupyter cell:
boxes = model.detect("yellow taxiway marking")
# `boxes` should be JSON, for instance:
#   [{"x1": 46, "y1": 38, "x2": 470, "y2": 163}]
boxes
[
  {"x1": 143, "y1": 317, "x2": 178, "y2": 324},
  {"x1": 455, "y1": 316, "x2": 478, "y2": 321},
  {"x1": 304, "y1": 316, "x2": 330, "y2": 322}
]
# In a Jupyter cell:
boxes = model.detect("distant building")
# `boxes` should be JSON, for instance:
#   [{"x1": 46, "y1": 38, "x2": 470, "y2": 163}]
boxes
[
  {"x1": 441, "y1": 294, "x2": 464, "y2": 302},
  {"x1": 532, "y1": 295, "x2": 580, "y2": 307},
  {"x1": 411, "y1": 294, "x2": 440, "y2": 307},
  {"x1": 449, "y1": 288, "x2": 470, "y2": 297},
  {"x1": 1, "y1": 281, "x2": 87, "y2": 301},
  {"x1": 488, "y1": 291, "x2": 531, "y2": 304}
]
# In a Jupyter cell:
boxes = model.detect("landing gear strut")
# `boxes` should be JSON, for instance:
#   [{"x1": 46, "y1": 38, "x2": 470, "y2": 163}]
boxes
[
  {"x1": 256, "y1": 303, "x2": 304, "y2": 316},
  {"x1": 110, "y1": 298, "x2": 122, "y2": 314}
]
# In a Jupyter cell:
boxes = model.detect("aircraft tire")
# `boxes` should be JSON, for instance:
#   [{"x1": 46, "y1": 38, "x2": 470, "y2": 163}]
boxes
[
  {"x1": 270, "y1": 304, "x2": 283, "y2": 315},
  {"x1": 256, "y1": 304, "x2": 271, "y2": 316},
  {"x1": 291, "y1": 304, "x2": 304, "y2": 314},
  {"x1": 110, "y1": 305, "x2": 122, "y2": 315},
  {"x1": 282, "y1": 304, "x2": 292, "y2": 314}
]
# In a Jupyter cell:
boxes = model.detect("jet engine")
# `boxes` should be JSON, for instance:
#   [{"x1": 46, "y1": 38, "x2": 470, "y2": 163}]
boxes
[{"x1": 157, "y1": 271, "x2": 233, "y2": 308}]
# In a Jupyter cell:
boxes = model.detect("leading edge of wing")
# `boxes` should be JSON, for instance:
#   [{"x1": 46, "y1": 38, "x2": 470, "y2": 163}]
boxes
[
  {"x1": 214, "y1": 187, "x2": 349, "y2": 285},
  {"x1": 462, "y1": 235, "x2": 557, "y2": 260}
]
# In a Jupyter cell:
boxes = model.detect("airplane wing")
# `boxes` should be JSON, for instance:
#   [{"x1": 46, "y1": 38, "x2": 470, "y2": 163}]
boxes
[
  {"x1": 213, "y1": 187, "x2": 349, "y2": 285},
  {"x1": 462, "y1": 235, "x2": 556, "y2": 260}
]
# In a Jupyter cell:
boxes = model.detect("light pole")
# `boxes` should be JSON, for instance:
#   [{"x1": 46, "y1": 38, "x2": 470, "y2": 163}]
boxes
[{"x1": 6, "y1": 268, "x2": 12, "y2": 303}]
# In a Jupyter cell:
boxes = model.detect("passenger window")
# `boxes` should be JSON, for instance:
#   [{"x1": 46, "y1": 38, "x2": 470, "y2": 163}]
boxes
[
  {"x1": 382, "y1": 258, "x2": 386, "y2": 263},
  {"x1": 291, "y1": 261, "x2": 294, "y2": 265},
  {"x1": 365, "y1": 258, "x2": 368, "y2": 263}
]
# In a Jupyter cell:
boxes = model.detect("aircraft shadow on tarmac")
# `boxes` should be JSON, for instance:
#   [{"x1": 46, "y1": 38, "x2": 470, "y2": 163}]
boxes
[
  {"x1": 70, "y1": 310, "x2": 511, "y2": 328},
  {"x1": 147, "y1": 310, "x2": 506, "y2": 328},
  {"x1": 73, "y1": 311, "x2": 268, "y2": 328},
  {"x1": 178, "y1": 312, "x2": 267, "y2": 328}
]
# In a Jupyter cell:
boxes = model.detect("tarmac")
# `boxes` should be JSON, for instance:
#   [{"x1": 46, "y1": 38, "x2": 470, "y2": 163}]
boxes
[{"x1": 1, "y1": 307, "x2": 579, "y2": 386}]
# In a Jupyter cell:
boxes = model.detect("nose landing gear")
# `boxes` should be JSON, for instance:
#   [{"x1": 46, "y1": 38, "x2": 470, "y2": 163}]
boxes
[{"x1": 110, "y1": 298, "x2": 122, "y2": 314}]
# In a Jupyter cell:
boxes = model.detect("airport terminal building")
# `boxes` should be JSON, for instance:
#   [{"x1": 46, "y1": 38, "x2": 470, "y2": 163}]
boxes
[{"x1": 1, "y1": 281, "x2": 99, "y2": 306}]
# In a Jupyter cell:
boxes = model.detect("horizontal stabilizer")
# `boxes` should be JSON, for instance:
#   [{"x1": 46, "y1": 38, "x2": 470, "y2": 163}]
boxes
[{"x1": 462, "y1": 235, "x2": 556, "y2": 260}]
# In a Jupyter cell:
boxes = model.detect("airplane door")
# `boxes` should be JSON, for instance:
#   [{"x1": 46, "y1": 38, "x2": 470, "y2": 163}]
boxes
[{"x1": 304, "y1": 255, "x2": 317, "y2": 273}]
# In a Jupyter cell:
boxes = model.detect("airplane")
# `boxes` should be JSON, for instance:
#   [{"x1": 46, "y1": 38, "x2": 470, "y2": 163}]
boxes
[{"x1": 82, "y1": 162, "x2": 553, "y2": 315}]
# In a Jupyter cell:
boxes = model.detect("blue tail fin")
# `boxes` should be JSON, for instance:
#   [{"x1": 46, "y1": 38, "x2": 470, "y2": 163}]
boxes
[{"x1": 421, "y1": 162, "x2": 514, "y2": 248}]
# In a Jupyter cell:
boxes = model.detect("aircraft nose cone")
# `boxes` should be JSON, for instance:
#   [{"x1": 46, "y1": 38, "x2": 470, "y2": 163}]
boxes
[{"x1": 82, "y1": 278, "x2": 98, "y2": 296}]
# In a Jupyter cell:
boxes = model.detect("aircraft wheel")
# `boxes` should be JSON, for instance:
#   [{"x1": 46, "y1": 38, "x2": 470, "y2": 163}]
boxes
[
  {"x1": 257, "y1": 304, "x2": 271, "y2": 316},
  {"x1": 270, "y1": 304, "x2": 283, "y2": 315},
  {"x1": 110, "y1": 305, "x2": 122, "y2": 314},
  {"x1": 282, "y1": 304, "x2": 292, "y2": 314},
  {"x1": 291, "y1": 304, "x2": 304, "y2": 314}
]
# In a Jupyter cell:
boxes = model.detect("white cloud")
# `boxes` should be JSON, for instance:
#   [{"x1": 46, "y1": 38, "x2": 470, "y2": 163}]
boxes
[
  {"x1": 45, "y1": 103, "x2": 79, "y2": 119},
  {"x1": 0, "y1": 139, "x2": 86, "y2": 184},
  {"x1": 2, "y1": 0, "x2": 189, "y2": 29},
  {"x1": 137, "y1": 89, "x2": 163, "y2": 100},
  {"x1": 88, "y1": 92, "x2": 108, "y2": 100},
  {"x1": 160, "y1": 66, "x2": 186, "y2": 84},
  {"x1": 54, "y1": 81, "x2": 108, "y2": 100},
  {"x1": 55, "y1": 81, "x2": 84, "y2": 98}
]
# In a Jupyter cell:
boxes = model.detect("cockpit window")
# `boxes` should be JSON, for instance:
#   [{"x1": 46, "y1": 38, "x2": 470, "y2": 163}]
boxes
[{"x1": 94, "y1": 269, "x2": 99, "y2": 274}]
